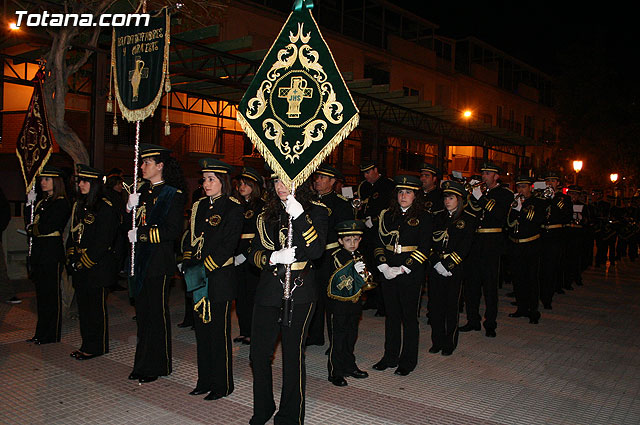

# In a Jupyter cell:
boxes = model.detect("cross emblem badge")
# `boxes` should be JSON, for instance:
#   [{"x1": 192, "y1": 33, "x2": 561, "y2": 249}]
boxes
[{"x1": 278, "y1": 76, "x2": 313, "y2": 119}]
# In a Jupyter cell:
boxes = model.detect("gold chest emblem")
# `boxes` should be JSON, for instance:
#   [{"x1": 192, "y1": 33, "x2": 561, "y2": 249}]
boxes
[
  {"x1": 306, "y1": 214, "x2": 313, "y2": 224},
  {"x1": 456, "y1": 220, "x2": 466, "y2": 229},
  {"x1": 208, "y1": 214, "x2": 222, "y2": 226},
  {"x1": 407, "y1": 218, "x2": 419, "y2": 226},
  {"x1": 245, "y1": 210, "x2": 254, "y2": 219},
  {"x1": 425, "y1": 201, "x2": 433, "y2": 210},
  {"x1": 83, "y1": 213, "x2": 95, "y2": 225}
]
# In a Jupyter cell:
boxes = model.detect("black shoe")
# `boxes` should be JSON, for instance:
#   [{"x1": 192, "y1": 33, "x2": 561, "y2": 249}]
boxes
[
  {"x1": 242, "y1": 337, "x2": 251, "y2": 345},
  {"x1": 34, "y1": 339, "x2": 56, "y2": 345},
  {"x1": 70, "y1": 350, "x2": 82, "y2": 358},
  {"x1": 346, "y1": 368, "x2": 368, "y2": 379},
  {"x1": 178, "y1": 321, "x2": 194, "y2": 328},
  {"x1": 233, "y1": 336, "x2": 245, "y2": 343},
  {"x1": 543, "y1": 303, "x2": 552, "y2": 310},
  {"x1": 329, "y1": 376, "x2": 348, "y2": 386},
  {"x1": 529, "y1": 311, "x2": 540, "y2": 324},
  {"x1": 204, "y1": 391, "x2": 226, "y2": 400},
  {"x1": 128, "y1": 372, "x2": 142, "y2": 380},
  {"x1": 485, "y1": 329, "x2": 496, "y2": 338},
  {"x1": 189, "y1": 388, "x2": 209, "y2": 396},
  {"x1": 138, "y1": 376, "x2": 158, "y2": 383},
  {"x1": 428, "y1": 346, "x2": 441, "y2": 354},
  {"x1": 76, "y1": 353, "x2": 102, "y2": 361},
  {"x1": 394, "y1": 367, "x2": 411, "y2": 376},
  {"x1": 508, "y1": 310, "x2": 528, "y2": 318},
  {"x1": 441, "y1": 348, "x2": 453, "y2": 356},
  {"x1": 372, "y1": 360, "x2": 396, "y2": 371},
  {"x1": 459, "y1": 323, "x2": 480, "y2": 332},
  {"x1": 26, "y1": 337, "x2": 39, "y2": 343}
]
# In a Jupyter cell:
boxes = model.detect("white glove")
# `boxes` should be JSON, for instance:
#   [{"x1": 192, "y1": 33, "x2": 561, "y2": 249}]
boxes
[
  {"x1": 364, "y1": 216, "x2": 373, "y2": 228},
  {"x1": 400, "y1": 265, "x2": 411, "y2": 274},
  {"x1": 177, "y1": 263, "x2": 183, "y2": 273},
  {"x1": 513, "y1": 198, "x2": 523, "y2": 212},
  {"x1": 388, "y1": 266, "x2": 404, "y2": 278},
  {"x1": 434, "y1": 261, "x2": 451, "y2": 277},
  {"x1": 27, "y1": 189, "x2": 37, "y2": 205},
  {"x1": 285, "y1": 195, "x2": 304, "y2": 220},
  {"x1": 472, "y1": 186, "x2": 483, "y2": 200},
  {"x1": 128, "y1": 228, "x2": 138, "y2": 243},
  {"x1": 377, "y1": 263, "x2": 393, "y2": 280},
  {"x1": 354, "y1": 261, "x2": 366, "y2": 274},
  {"x1": 269, "y1": 246, "x2": 297, "y2": 265},
  {"x1": 127, "y1": 193, "x2": 140, "y2": 212},
  {"x1": 234, "y1": 254, "x2": 246, "y2": 266},
  {"x1": 469, "y1": 179, "x2": 480, "y2": 186}
]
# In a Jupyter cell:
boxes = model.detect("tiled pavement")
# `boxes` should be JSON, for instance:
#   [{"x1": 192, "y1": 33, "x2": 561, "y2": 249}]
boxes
[{"x1": 1, "y1": 259, "x2": 640, "y2": 425}]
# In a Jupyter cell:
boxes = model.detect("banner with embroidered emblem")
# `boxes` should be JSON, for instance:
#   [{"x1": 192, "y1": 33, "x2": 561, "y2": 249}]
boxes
[
  {"x1": 237, "y1": 0, "x2": 359, "y2": 189},
  {"x1": 184, "y1": 265, "x2": 211, "y2": 323},
  {"x1": 111, "y1": 7, "x2": 170, "y2": 122},
  {"x1": 15, "y1": 69, "x2": 53, "y2": 193},
  {"x1": 328, "y1": 259, "x2": 368, "y2": 303}
]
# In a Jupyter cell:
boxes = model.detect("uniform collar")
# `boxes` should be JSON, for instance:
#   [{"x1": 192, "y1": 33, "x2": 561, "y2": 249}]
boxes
[
  {"x1": 210, "y1": 194, "x2": 223, "y2": 204},
  {"x1": 318, "y1": 190, "x2": 334, "y2": 198}
]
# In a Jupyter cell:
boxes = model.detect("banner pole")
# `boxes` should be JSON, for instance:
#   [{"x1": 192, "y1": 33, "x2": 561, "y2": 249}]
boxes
[
  {"x1": 130, "y1": 120, "x2": 141, "y2": 276},
  {"x1": 280, "y1": 183, "x2": 296, "y2": 327}
]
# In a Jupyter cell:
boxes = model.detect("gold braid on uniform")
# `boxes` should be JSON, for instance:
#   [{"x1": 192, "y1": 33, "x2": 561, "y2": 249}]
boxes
[
  {"x1": 256, "y1": 212, "x2": 275, "y2": 251},
  {"x1": 189, "y1": 199, "x2": 204, "y2": 259},
  {"x1": 377, "y1": 209, "x2": 400, "y2": 247}
]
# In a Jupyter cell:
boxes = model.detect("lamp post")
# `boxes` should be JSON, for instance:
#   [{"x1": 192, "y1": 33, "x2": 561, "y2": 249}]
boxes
[
  {"x1": 572, "y1": 160, "x2": 583, "y2": 185},
  {"x1": 610, "y1": 173, "x2": 618, "y2": 184}
]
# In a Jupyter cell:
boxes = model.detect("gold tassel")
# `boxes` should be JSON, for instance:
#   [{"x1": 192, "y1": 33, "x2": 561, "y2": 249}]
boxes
[
  {"x1": 106, "y1": 95, "x2": 113, "y2": 113},
  {"x1": 164, "y1": 78, "x2": 170, "y2": 135},
  {"x1": 107, "y1": 61, "x2": 113, "y2": 112},
  {"x1": 165, "y1": 76, "x2": 171, "y2": 93},
  {"x1": 112, "y1": 114, "x2": 118, "y2": 136},
  {"x1": 164, "y1": 121, "x2": 171, "y2": 136}
]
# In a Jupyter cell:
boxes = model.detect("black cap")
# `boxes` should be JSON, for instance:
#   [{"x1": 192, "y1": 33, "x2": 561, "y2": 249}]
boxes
[
  {"x1": 140, "y1": 143, "x2": 171, "y2": 159},
  {"x1": 360, "y1": 161, "x2": 376, "y2": 173},
  {"x1": 336, "y1": 220, "x2": 365, "y2": 236},
  {"x1": 239, "y1": 166, "x2": 263, "y2": 185},
  {"x1": 39, "y1": 164, "x2": 65, "y2": 178},
  {"x1": 420, "y1": 163, "x2": 441, "y2": 177},
  {"x1": 394, "y1": 175, "x2": 421, "y2": 191},
  {"x1": 199, "y1": 158, "x2": 232, "y2": 174},
  {"x1": 515, "y1": 175, "x2": 534, "y2": 185},
  {"x1": 544, "y1": 171, "x2": 561, "y2": 181},
  {"x1": 441, "y1": 180, "x2": 466, "y2": 197},
  {"x1": 76, "y1": 164, "x2": 103, "y2": 180},
  {"x1": 315, "y1": 164, "x2": 341, "y2": 179},
  {"x1": 480, "y1": 162, "x2": 502, "y2": 174}
]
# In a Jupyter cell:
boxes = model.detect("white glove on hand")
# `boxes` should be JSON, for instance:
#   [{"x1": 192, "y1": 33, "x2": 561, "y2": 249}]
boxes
[
  {"x1": 364, "y1": 216, "x2": 373, "y2": 228},
  {"x1": 27, "y1": 189, "x2": 37, "y2": 205},
  {"x1": 127, "y1": 193, "x2": 140, "y2": 212},
  {"x1": 388, "y1": 266, "x2": 404, "y2": 278},
  {"x1": 270, "y1": 246, "x2": 297, "y2": 265},
  {"x1": 377, "y1": 263, "x2": 394, "y2": 280},
  {"x1": 234, "y1": 254, "x2": 246, "y2": 266},
  {"x1": 177, "y1": 263, "x2": 183, "y2": 273},
  {"x1": 128, "y1": 228, "x2": 138, "y2": 243},
  {"x1": 400, "y1": 265, "x2": 412, "y2": 274},
  {"x1": 354, "y1": 261, "x2": 366, "y2": 274},
  {"x1": 513, "y1": 198, "x2": 523, "y2": 212},
  {"x1": 434, "y1": 261, "x2": 451, "y2": 277},
  {"x1": 472, "y1": 186, "x2": 483, "y2": 200},
  {"x1": 285, "y1": 195, "x2": 304, "y2": 220}
]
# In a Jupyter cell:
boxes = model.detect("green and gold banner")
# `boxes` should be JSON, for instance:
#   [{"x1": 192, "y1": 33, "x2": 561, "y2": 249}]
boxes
[
  {"x1": 15, "y1": 70, "x2": 53, "y2": 193},
  {"x1": 237, "y1": 1, "x2": 359, "y2": 188},
  {"x1": 111, "y1": 8, "x2": 169, "y2": 122},
  {"x1": 328, "y1": 259, "x2": 367, "y2": 302}
]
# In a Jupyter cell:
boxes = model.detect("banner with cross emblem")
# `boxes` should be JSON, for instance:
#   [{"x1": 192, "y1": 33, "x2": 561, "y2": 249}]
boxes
[
  {"x1": 237, "y1": 0, "x2": 359, "y2": 189},
  {"x1": 111, "y1": 7, "x2": 170, "y2": 122}
]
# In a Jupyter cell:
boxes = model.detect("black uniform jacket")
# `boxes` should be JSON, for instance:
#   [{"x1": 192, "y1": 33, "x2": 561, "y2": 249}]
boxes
[
  {"x1": 506, "y1": 196, "x2": 546, "y2": 240},
  {"x1": 27, "y1": 196, "x2": 71, "y2": 264},
  {"x1": 544, "y1": 192, "x2": 573, "y2": 230},
  {"x1": 374, "y1": 207, "x2": 433, "y2": 273},
  {"x1": 182, "y1": 194, "x2": 244, "y2": 302},
  {"x1": 318, "y1": 190, "x2": 353, "y2": 251},
  {"x1": 357, "y1": 176, "x2": 395, "y2": 223},
  {"x1": 428, "y1": 209, "x2": 478, "y2": 274},
  {"x1": 469, "y1": 184, "x2": 513, "y2": 231},
  {"x1": 235, "y1": 198, "x2": 265, "y2": 258},
  {"x1": 247, "y1": 202, "x2": 328, "y2": 307},
  {"x1": 423, "y1": 187, "x2": 444, "y2": 214},
  {"x1": 134, "y1": 182, "x2": 186, "y2": 277},
  {"x1": 66, "y1": 197, "x2": 121, "y2": 287}
]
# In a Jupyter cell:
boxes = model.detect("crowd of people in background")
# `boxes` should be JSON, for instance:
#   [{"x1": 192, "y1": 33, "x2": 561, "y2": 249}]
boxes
[{"x1": 3, "y1": 143, "x2": 639, "y2": 425}]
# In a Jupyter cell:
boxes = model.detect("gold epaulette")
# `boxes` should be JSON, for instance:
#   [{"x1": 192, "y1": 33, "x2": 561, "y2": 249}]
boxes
[
  {"x1": 311, "y1": 200, "x2": 328, "y2": 210},
  {"x1": 102, "y1": 197, "x2": 113, "y2": 207},
  {"x1": 229, "y1": 196, "x2": 241, "y2": 204},
  {"x1": 176, "y1": 189, "x2": 183, "y2": 194},
  {"x1": 432, "y1": 209, "x2": 445, "y2": 214},
  {"x1": 337, "y1": 194, "x2": 349, "y2": 202}
]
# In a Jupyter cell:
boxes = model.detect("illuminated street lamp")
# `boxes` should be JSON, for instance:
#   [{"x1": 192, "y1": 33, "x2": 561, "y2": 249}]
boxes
[
  {"x1": 463, "y1": 110, "x2": 472, "y2": 119},
  {"x1": 573, "y1": 160, "x2": 583, "y2": 184},
  {"x1": 9, "y1": 22, "x2": 19, "y2": 31},
  {"x1": 610, "y1": 173, "x2": 619, "y2": 183}
]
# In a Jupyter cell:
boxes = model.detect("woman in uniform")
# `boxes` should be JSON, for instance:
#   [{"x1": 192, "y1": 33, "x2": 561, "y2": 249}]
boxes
[
  {"x1": 427, "y1": 181, "x2": 477, "y2": 356},
  {"x1": 66, "y1": 164, "x2": 120, "y2": 360},
  {"x1": 26, "y1": 165, "x2": 71, "y2": 345},
  {"x1": 232, "y1": 167, "x2": 264, "y2": 345},
  {"x1": 372, "y1": 175, "x2": 432, "y2": 376},
  {"x1": 246, "y1": 174, "x2": 328, "y2": 425},
  {"x1": 126, "y1": 144, "x2": 186, "y2": 384},
  {"x1": 181, "y1": 158, "x2": 243, "y2": 400}
]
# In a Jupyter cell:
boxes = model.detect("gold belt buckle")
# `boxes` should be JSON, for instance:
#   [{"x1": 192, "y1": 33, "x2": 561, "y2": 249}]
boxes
[{"x1": 394, "y1": 243, "x2": 402, "y2": 254}]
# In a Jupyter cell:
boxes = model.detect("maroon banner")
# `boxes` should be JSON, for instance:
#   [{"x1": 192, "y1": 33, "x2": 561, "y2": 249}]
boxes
[{"x1": 15, "y1": 70, "x2": 53, "y2": 193}]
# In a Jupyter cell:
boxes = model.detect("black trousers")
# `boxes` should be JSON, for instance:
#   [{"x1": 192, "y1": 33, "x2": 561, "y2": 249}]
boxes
[
  {"x1": 32, "y1": 262, "x2": 62, "y2": 343},
  {"x1": 629, "y1": 235, "x2": 639, "y2": 261},
  {"x1": 194, "y1": 300, "x2": 233, "y2": 395},
  {"x1": 75, "y1": 281, "x2": 108, "y2": 354},
  {"x1": 582, "y1": 230, "x2": 595, "y2": 270},
  {"x1": 180, "y1": 278, "x2": 194, "y2": 326},
  {"x1": 465, "y1": 235, "x2": 502, "y2": 330},
  {"x1": 133, "y1": 274, "x2": 172, "y2": 377},
  {"x1": 327, "y1": 300, "x2": 361, "y2": 378},
  {"x1": 510, "y1": 240, "x2": 541, "y2": 315},
  {"x1": 380, "y1": 273, "x2": 422, "y2": 371},
  {"x1": 250, "y1": 302, "x2": 315, "y2": 425},
  {"x1": 541, "y1": 232, "x2": 564, "y2": 306},
  {"x1": 428, "y1": 269, "x2": 463, "y2": 351},
  {"x1": 305, "y1": 263, "x2": 328, "y2": 346},
  {"x1": 565, "y1": 228, "x2": 583, "y2": 286},
  {"x1": 595, "y1": 236, "x2": 616, "y2": 265},
  {"x1": 236, "y1": 262, "x2": 259, "y2": 337}
]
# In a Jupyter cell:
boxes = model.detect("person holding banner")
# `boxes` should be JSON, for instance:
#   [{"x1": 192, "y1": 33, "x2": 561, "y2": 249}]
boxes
[
  {"x1": 126, "y1": 144, "x2": 186, "y2": 384},
  {"x1": 181, "y1": 158, "x2": 243, "y2": 400},
  {"x1": 25, "y1": 165, "x2": 71, "y2": 345},
  {"x1": 372, "y1": 175, "x2": 432, "y2": 376},
  {"x1": 246, "y1": 175, "x2": 328, "y2": 425},
  {"x1": 66, "y1": 165, "x2": 120, "y2": 360}
]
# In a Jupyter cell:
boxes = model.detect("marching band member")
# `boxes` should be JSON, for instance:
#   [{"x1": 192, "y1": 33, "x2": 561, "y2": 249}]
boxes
[
  {"x1": 25, "y1": 165, "x2": 71, "y2": 345},
  {"x1": 428, "y1": 181, "x2": 477, "y2": 355},
  {"x1": 126, "y1": 144, "x2": 186, "y2": 384},
  {"x1": 420, "y1": 163, "x2": 444, "y2": 214},
  {"x1": 182, "y1": 158, "x2": 243, "y2": 400},
  {"x1": 67, "y1": 164, "x2": 120, "y2": 360},
  {"x1": 372, "y1": 175, "x2": 432, "y2": 376},
  {"x1": 246, "y1": 174, "x2": 328, "y2": 425}
]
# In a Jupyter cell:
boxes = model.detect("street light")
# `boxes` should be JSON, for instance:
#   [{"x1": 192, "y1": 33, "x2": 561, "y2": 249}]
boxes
[
  {"x1": 610, "y1": 173, "x2": 618, "y2": 183},
  {"x1": 463, "y1": 110, "x2": 472, "y2": 119},
  {"x1": 9, "y1": 22, "x2": 19, "y2": 31},
  {"x1": 573, "y1": 160, "x2": 583, "y2": 184}
]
